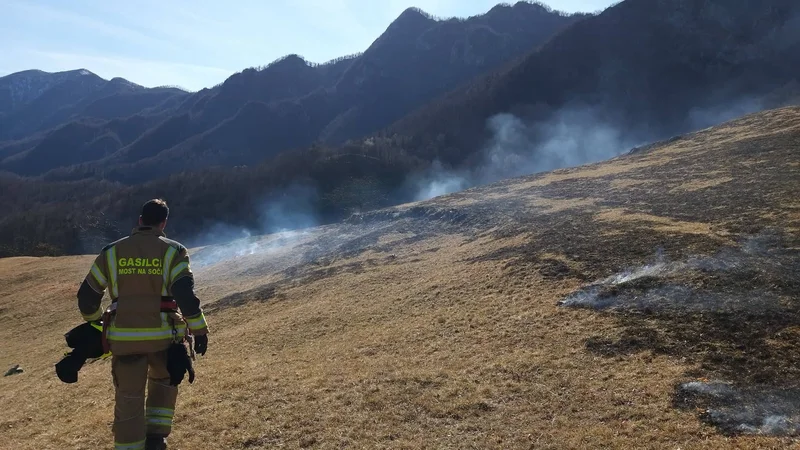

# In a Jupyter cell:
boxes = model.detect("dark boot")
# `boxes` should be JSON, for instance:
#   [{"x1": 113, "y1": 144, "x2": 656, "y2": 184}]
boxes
[{"x1": 145, "y1": 435, "x2": 167, "y2": 450}]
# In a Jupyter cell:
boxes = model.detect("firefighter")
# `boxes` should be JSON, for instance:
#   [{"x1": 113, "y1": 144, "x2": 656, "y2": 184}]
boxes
[{"x1": 77, "y1": 199, "x2": 209, "y2": 450}]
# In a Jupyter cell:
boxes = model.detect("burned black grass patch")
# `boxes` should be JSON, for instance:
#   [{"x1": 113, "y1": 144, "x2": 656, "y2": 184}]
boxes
[
  {"x1": 560, "y1": 231, "x2": 800, "y2": 436},
  {"x1": 211, "y1": 284, "x2": 282, "y2": 311},
  {"x1": 674, "y1": 382, "x2": 800, "y2": 437}
]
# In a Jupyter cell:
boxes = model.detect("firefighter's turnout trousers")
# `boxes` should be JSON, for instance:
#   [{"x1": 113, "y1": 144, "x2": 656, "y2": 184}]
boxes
[
  {"x1": 77, "y1": 226, "x2": 209, "y2": 450},
  {"x1": 112, "y1": 351, "x2": 177, "y2": 445}
]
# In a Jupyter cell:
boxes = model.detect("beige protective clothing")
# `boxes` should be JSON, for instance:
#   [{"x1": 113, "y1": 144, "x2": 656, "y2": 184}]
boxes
[{"x1": 77, "y1": 226, "x2": 209, "y2": 449}]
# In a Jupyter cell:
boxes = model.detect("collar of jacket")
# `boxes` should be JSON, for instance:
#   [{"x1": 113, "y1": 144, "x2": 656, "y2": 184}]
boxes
[{"x1": 131, "y1": 226, "x2": 166, "y2": 237}]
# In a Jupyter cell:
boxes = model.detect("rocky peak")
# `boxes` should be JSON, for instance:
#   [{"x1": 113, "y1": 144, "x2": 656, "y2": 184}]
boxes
[{"x1": 0, "y1": 69, "x2": 104, "y2": 112}]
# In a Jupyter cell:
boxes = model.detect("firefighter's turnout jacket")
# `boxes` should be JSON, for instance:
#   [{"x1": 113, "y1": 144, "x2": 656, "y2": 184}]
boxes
[
  {"x1": 77, "y1": 226, "x2": 208, "y2": 449},
  {"x1": 77, "y1": 226, "x2": 209, "y2": 354}
]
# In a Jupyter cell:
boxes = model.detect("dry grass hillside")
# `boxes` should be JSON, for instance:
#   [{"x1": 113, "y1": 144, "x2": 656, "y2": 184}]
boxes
[{"x1": 1, "y1": 106, "x2": 799, "y2": 449}]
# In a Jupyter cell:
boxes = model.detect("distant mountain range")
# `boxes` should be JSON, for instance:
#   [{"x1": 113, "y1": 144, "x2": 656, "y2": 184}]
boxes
[
  {"x1": 1, "y1": 0, "x2": 799, "y2": 258},
  {"x1": 0, "y1": 2, "x2": 586, "y2": 181},
  {"x1": 0, "y1": 69, "x2": 184, "y2": 141}
]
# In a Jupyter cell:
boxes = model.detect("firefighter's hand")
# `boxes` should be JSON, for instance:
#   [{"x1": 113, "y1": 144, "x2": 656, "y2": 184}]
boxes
[{"x1": 194, "y1": 334, "x2": 208, "y2": 356}]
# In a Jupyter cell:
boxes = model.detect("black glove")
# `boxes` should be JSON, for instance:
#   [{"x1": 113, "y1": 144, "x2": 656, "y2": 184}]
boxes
[{"x1": 194, "y1": 334, "x2": 208, "y2": 356}]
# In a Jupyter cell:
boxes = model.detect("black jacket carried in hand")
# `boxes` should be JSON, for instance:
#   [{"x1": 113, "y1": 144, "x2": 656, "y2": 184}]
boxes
[{"x1": 55, "y1": 321, "x2": 105, "y2": 383}]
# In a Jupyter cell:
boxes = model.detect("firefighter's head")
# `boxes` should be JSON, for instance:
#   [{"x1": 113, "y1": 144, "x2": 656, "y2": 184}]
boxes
[{"x1": 139, "y1": 198, "x2": 170, "y2": 230}]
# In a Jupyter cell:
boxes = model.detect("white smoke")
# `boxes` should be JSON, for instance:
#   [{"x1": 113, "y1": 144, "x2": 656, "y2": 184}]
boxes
[
  {"x1": 412, "y1": 160, "x2": 470, "y2": 202},
  {"x1": 478, "y1": 109, "x2": 632, "y2": 182},
  {"x1": 254, "y1": 182, "x2": 320, "y2": 234},
  {"x1": 598, "y1": 248, "x2": 676, "y2": 286},
  {"x1": 412, "y1": 106, "x2": 638, "y2": 201},
  {"x1": 687, "y1": 96, "x2": 765, "y2": 131},
  {"x1": 190, "y1": 228, "x2": 311, "y2": 269},
  {"x1": 415, "y1": 177, "x2": 469, "y2": 202},
  {"x1": 679, "y1": 381, "x2": 800, "y2": 437},
  {"x1": 187, "y1": 183, "x2": 320, "y2": 267},
  {"x1": 558, "y1": 233, "x2": 795, "y2": 312},
  {"x1": 411, "y1": 91, "x2": 783, "y2": 202}
]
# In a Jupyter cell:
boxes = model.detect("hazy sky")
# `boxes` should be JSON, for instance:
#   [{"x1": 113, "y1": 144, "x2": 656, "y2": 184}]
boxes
[{"x1": 0, "y1": 0, "x2": 615, "y2": 91}]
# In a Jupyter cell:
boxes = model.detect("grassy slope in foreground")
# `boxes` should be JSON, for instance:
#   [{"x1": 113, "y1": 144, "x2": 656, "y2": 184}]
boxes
[{"x1": 1, "y1": 106, "x2": 799, "y2": 449}]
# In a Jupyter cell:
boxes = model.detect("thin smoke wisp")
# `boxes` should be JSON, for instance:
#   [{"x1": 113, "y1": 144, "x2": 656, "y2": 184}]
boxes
[
  {"x1": 412, "y1": 92, "x2": 780, "y2": 202},
  {"x1": 413, "y1": 106, "x2": 637, "y2": 201},
  {"x1": 188, "y1": 183, "x2": 321, "y2": 267}
]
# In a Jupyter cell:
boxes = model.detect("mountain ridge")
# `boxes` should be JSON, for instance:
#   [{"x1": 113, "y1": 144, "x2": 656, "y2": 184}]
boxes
[
  {"x1": 383, "y1": 0, "x2": 800, "y2": 164},
  {"x1": 0, "y1": 1, "x2": 588, "y2": 180},
  {"x1": 2, "y1": 0, "x2": 800, "y2": 258},
  {"x1": 0, "y1": 68, "x2": 188, "y2": 143}
]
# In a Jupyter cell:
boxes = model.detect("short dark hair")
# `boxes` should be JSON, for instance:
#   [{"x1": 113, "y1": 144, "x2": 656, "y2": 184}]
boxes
[{"x1": 140, "y1": 199, "x2": 169, "y2": 226}]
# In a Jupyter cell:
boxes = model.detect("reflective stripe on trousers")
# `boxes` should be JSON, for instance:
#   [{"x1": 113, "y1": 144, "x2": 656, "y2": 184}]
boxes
[
  {"x1": 114, "y1": 440, "x2": 145, "y2": 450},
  {"x1": 146, "y1": 406, "x2": 175, "y2": 427}
]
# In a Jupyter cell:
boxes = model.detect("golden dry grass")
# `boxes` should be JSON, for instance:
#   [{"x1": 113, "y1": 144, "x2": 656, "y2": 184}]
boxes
[
  {"x1": 2, "y1": 106, "x2": 800, "y2": 449},
  {"x1": 609, "y1": 178, "x2": 651, "y2": 189},
  {"x1": 511, "y1": 159, "x2": 659, "y2": 189},
  {"x1": 670, "y1": 177, "x2": 734, "y2": 193},
  {"x1": 593, "y1": 209, "x2": 725, "y2": 237}
]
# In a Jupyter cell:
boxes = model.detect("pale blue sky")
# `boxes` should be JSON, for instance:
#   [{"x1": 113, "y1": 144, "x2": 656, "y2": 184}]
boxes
[{"x1": 0, "y1": 0, "x2": 615, "y2": 91}]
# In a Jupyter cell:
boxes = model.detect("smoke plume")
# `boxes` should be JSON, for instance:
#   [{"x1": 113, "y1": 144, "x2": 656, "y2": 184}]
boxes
[
  {"x1": 413, "y1": 106, "x2": 639, "y2": 201},
  {"x1": 410, "y1": 161, "x2": 470, "y2": 202},
  {"x1": 188, "y1": 183, "x2": 320, "y2": 268},
  {"x1": 256, "y1": 183, "x2": 320, "y2": 234},
  {"x1": 412, "y1": 92, "x2": 781, "y2": 202},
  {"x1": 479, "y1": 109, "x2": 632, "y2": 181},
  {"x1": 687, "y1": 96, "x2": 765, "y2": 131}
]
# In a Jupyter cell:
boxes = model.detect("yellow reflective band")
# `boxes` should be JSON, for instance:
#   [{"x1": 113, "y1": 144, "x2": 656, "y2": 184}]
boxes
[
  {"x1": 106, "y1": 246, "x2": 119, "y2": 298},
  {"x1": 161, "y1": 246, "x2": 177, "y2": 296},
  {"x1": 114, "y1": 440, "x2": 145, "y2": 450},
  {"x1": 82, "y1": 309, "x2": 103, "y2": 322},
  {"x1": 107, "y1": 324, "x2": 186, "y2": 341},
  {"x1": 90, "y1": 263, "x2": 108, "y2": 288},
  {"x1": 169, "y1": 262, "x2": 189, "y2": 284},
  {"x1": 107, "y1": 330, "x2": 185, "y2": 341},
  {"x1": 146, "y1": 407, "x2": 174, "y2": 418},
  {"x1": 146, "y1": 417, "x2": 173, "y2": 427},
  {"x1": 186, "y1": 313, "x2": 207, "y2": 331},
  {"x1": 108, "y1": 313, "x2": 186, "y2": 342}
]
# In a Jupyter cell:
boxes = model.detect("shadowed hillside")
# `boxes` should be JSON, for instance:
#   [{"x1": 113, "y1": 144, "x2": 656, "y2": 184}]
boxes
[
  {"x1": 1, "y1": 106, "x2": 797, "y2": 449},
  {"x1": 0, "y1": 2, "x2": 585, "y2": 181},
  {"x1": 0, "y1": 69, "x2": 185, "y2": 143},
  {"x1": 2, "y1": 0, "x2": 798, "y2": 260},
  {"x1": 386, "y1": 0, "x2": 800, "y2": 165}
]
